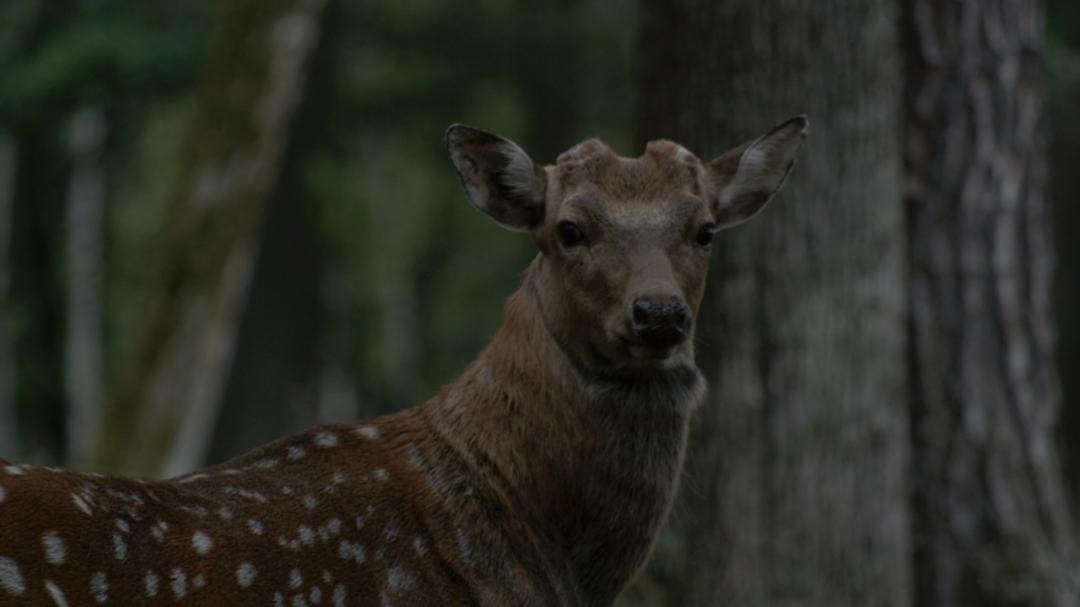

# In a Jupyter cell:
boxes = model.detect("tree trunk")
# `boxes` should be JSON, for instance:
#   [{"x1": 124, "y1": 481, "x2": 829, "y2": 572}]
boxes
[
  {"x1": 64, "y1": 106, "x2": 106, "y2": 466},
  {"x1": 10, "y1": 125, "x2": 67, "y2": 465},
  {"x1": 205, "y1": 1, "x2": 340, "y2": 464},
  {"x1": 93, "y1": 0, "x2": 327, "y2": 477},
  {"x1": 905, "y1": 1, "x2": 1080, "y2": 604},
  {"x1": 1048, "y1": 0, "x2": 1080, "y2": 505},
  {"x1": 632, "y1": 2, "x2": 909, "y2": 606},
  {"x1": 0, "y1": 132, "x2": 15, "y2": 459}
]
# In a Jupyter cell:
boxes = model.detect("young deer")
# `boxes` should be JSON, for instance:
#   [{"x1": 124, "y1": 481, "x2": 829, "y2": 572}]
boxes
[{"x1": 0, "y1": 118, "x2": 805, "y2": 606}]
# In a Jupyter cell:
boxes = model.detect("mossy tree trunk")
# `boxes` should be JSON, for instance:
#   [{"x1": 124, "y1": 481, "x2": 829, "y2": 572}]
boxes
[
  {"x1": 905, "y1": 1, "x2": 1080, "y2": 603},
  {"x1": 93, "y1": 0, "x2": 327, "y2": 477},
  {"x1": 631, "y1": 1, "x2": 909, "y2": 605},
  {"x1": 205, "y1": 0, "x2": 342, "y2": 465}
]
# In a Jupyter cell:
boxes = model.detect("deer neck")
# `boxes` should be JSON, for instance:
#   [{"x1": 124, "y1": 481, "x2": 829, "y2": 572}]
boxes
[{"x1": 427, "y1": 258, "x2": 705, "y2": 603}]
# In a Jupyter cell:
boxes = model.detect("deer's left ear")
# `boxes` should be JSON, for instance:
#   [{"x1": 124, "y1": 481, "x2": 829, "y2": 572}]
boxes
[
  {"x1": 445, "y1": 124, "x2": 546, "y2": 232},
  {"x1": 706, "y1": 116, "x2": 808, "y2": 229}
]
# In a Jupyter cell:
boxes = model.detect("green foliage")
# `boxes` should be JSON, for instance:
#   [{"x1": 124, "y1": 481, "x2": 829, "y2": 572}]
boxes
[{"x1": 0, "y1": 1, "x2": 212, "y2": 125}]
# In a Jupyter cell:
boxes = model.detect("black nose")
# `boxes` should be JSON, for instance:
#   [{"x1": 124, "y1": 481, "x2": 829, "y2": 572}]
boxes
[{"x1": 630, "y1": 296, "x2": 690, "y2": 348}]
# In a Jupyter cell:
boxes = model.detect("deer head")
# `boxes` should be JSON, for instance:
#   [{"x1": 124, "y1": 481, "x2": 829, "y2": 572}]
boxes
[{"x1": 446, "y1": 117, "x2": 807, "y2": 381}]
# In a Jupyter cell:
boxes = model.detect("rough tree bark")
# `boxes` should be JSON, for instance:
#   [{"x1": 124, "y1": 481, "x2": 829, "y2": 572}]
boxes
[
  {"x1": 905, "y1": 1, "x2": 1080, "y2": 604},
  {"x1": 64, "y1": 106, "x2": 106, "y2": 466},
  {"x1": 632, "y1": 1, "x2": 909, "y2": 606},
  {"x1": 93, "y1": 0, "x2": 327, "y2": 477}
]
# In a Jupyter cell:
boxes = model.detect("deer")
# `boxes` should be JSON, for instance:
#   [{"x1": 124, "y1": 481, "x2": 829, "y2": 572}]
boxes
[{"x1": 0, "y1": 117, "x2": 806, "y2": 607}]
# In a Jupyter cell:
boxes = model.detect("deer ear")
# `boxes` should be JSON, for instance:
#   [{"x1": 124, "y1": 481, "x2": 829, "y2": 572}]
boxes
[
  {"x1": 445, "y1": 124, "x2": 546, "y2": 232},
  {"x1": 707, "y1": 116, "x2": 808, "y2": 229}
]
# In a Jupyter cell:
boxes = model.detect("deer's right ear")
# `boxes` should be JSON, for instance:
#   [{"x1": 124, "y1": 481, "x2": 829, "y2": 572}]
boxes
[{"x1": 446, "y1": 125, "x2": 546, "y2": 232}]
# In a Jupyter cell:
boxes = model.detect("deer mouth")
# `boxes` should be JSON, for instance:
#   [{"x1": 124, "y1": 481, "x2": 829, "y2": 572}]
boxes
[{"x1": 622, "y1": 338, "x2": 686, "y2": 371}]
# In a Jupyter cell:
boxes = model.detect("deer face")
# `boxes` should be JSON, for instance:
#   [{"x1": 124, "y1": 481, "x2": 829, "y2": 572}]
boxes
[{"x1": 447, "y1": 118, "x2": 806, "y2": 378}]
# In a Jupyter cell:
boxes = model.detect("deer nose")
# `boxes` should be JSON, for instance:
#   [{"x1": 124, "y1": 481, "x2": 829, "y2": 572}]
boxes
[{"x1": 629, "y1": 296, "x2": 690, "y2": 349}]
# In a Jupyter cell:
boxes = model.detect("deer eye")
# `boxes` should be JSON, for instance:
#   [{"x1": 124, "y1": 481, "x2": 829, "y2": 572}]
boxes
[
  {"x1": 557, "y1": 220, "x2": 587, "y2": 248},
  {"x1": 695, "y1": 223, "x2": 717, "y2": 248}
]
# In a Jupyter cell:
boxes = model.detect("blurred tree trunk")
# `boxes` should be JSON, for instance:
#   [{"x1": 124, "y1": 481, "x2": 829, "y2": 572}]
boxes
[
  {"x1": 1048, "y1": 0, "x2": 1080, "y2": 505},
  {"x1": 10, "y1": 124, "x2": 67, "y2": 465},
  {"x1": 64, "y1": 106, "x2": 106, "y2": 466},
  {"x1": 0, "y1": 132, "x2": 15, "y2": 458},
  {"x1": 511, "y1": 0, "x2": 582, "y2": 161},
  {"x1": 905, "y1": 1, "x2": 1080, "y2": 604},
  {"x1": 205, "y1": 0, "x2": 340, "y2": 465},
  {"x1": 93, "y1": 0, "x2": 327, "y2": 477},
  {"x1": 631, "y1": 2, "x2": 909, "y2": 606}
]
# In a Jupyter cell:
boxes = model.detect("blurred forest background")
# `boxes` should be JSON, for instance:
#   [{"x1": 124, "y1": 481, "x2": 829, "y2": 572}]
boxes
[{"x1": 1, "y1": 0, "x2": 1079, "y2": 605}]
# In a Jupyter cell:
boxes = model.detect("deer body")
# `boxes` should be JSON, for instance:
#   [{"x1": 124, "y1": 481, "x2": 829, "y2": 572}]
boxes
[{"x1": 0, "y1": 118, "x2": 805, "y2": 606}]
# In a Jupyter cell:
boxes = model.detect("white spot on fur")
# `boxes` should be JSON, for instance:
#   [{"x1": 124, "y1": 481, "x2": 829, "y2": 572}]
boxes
[
  {"x1": 310, "y1": 586, "x2": 323, "y2": 604},
  {"x1": 302, "y1": 494, "x2": 317, "y2": 510},
  {"x1": 274, "y1": 592, "x2": 286, "y2": 607},
  {"x1": 217, "y1": 506, "x2": 234, "y2": 520},
  {"x1": 387, "y1": 566, "x2": 415, "y2": 592},
  {"x1": 0, "y1": 556, "x2": 25, "y2": 595},
  {"x1": 289, "y1": 569, "x2": 303, "y2": 589},
  {"x1": 291, "y1": 594, "x2": 309, "y2": 607},
  {"x1": 299, "y1": 525, "x2": 315, "y2": 546},
  {"x1": 414, "y1": 536, "x2": 428, "y2": 556},
  {"x1": 89, "y1": 572, "x2": 107, "y2": 604},
  {"x1": 326, "y1": 518, "x2": 341, "y2": 536},
  {"x1": 180, "y1": 504, "x2": 209, "y2": 517},
  {"x1": 354, "y1": 425, "x2": 379, "y2": 440},
  {"x1": 287, "y1": 445, "x2": 306, "y2": 461},
  {"x1": 112, "y1": 533, "x2": 127, "y2": 561},
  {"x1": 72, "y1": 493, "x2": 92, "y2": 516},
  {"x1": 144, "y1": 570, "x2": 159, "y2": 597},
  {"x1": 331, "y1": 472, "x2": 346, "y2": 485},
  {"x1": 170, "y1": 567, "x2": 187, "y2": 598},
  {"x1": 332, "y1": 585, "x2": 346, "y2": 607},
  {"x1": 177, "y1": 473, "x2": 209, "y2": 484},
  {"x1": 247, "y1": 519, "x2": 265, "y2": 535},
  {"x1": 42, "y1": 532, "x2": 66, "y2": 565},
  {"x1": 192, "y1": 531, "x2": 213, "y2": 555},
  {"x1": 384, "y1": 524, "x2": 399, "y2": 542},
  {"x1": 254, "y1": 457, "x2": 280, "y2": 469},
  {"x1": 3, "y1": 465, "x2": 23, "y2": 475},
  {"x1": 193, "y1": 574, "x2": 206, "y2": 589},
  {"x1": 374, "y1": 468, "x2": 389, "y2": 481},
  {"x1": 236, "y1": 562, "x2": 256, "y2": 588},
  {"x1": 314, "y1": 432, "x2": 339, "y2": 448},
  {"x1": 44, "y1": 580, "x2": 67, "y2": 606},
  {"x1": 321, "y1": 570, "x2": 332, "y2": 584},
  {"x1": 337, "y1": 540, "x2": 365, "y2": 564}
]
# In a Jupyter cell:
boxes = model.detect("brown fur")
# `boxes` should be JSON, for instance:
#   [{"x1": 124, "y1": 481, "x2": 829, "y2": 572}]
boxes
[{"x1": 0, "y1": 119, "x2": 805, "y2": 606}]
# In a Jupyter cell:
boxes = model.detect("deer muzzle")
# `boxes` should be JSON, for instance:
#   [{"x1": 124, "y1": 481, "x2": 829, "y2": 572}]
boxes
[{"x1": 629, "y1": 295, "x2": 690, "y2": 351}]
